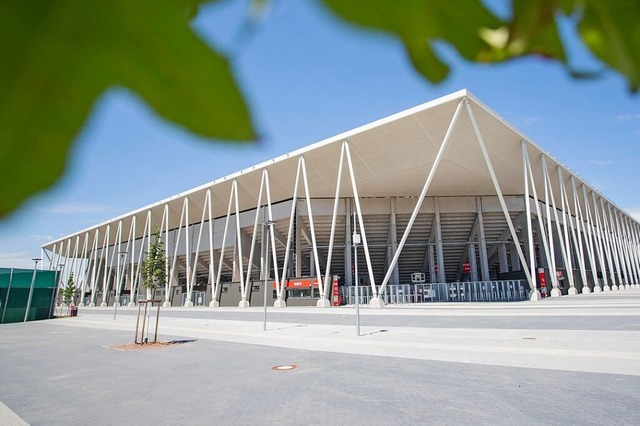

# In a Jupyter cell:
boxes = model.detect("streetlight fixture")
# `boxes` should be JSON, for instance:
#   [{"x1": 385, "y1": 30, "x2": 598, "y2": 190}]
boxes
[
  {"x1": 113, "y1": 251, "x2": 128, "y2": 320},
  {"x1": 24, "y1": 258, "x2": 42, "y2": 322},
  {"x1": 263, "y1": 220, "x2": 274, "y2": 332}
]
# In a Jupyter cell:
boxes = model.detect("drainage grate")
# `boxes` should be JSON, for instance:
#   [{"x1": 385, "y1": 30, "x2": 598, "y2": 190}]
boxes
[{"x1": 272, "y1": 364, "x2": 298, "y2": 371}]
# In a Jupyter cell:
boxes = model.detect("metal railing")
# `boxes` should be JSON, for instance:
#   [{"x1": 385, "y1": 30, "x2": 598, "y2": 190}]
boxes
[{"x1": 344, "y1": 280, "x2": 527, "y2": 305}]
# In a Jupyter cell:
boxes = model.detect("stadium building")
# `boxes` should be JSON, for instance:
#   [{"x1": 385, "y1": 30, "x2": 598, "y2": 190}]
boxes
[{"x1": 41, "y1": 90, "x2": 640, "y2": 309}]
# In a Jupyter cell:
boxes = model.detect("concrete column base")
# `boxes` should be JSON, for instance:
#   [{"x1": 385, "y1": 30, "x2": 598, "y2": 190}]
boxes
[
  {"x1": 238, "y1": 300, "x2": 250, "y2": 308},
  {"x1": 529, "y1": 290, "x2": 542, "y2": 301},
  {"x1": 593, "y1": 286, "x2": 602, "y2": 293},
  {"x1": 184, "y1": 300, "x2": 194, "y2": 308},
  {"x1": 550, "y1": 288, "x2": 562, "y2": 297},
  {"x1": 368, "y1": 297, "x2": 385, "y2": 308},
  {"x1": 581, "y1": 286, "x2": 591, "y2": 294},
  {"x1": 635, "y1": 284, "x2": 640, "y2": 289},
  {"x1": 78, "y1": 302, "x2": 85, "y2": 307},
  {"x1": 603, "y1": 285, "x2": 611, "y2": 292},
  {"x1": 100, "y1": 302, "x2": 107, "y2": 307},
  {"x1": 612, "y1": 285, "x2": 619, "y2": 291},
  {"x1": 568, "y1": 287, "x2": 578, "y2": 295},
  {"x1": 88, "y1": 302, "x2": 96, "y2": 307},
  {"x1": 127, "y1": 301, "x2": 136, "y2": 307},
  {"x1": 209, "y1": 300, "x2": 219, "y2": 307},
  {"x1": 162, "y1": 301, "x2": 171, "y2": 307},
  {"x1": 114, "y1": 302, "x2": 120, "y2": 307},
  {"x1": 273, "y1": 298, "x2": 287, "y2": 308},
  {"x1": 625, "y1": 284, "x2": 631, "y2": 290},
  {"x1": 316, "y1": 298, "x2": 330, "y2": 308}
]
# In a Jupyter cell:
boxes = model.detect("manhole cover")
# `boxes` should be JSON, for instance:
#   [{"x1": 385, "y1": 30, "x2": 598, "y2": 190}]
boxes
[{"x1": 272, "y1": 364, "x2": 298, "y2": 371}]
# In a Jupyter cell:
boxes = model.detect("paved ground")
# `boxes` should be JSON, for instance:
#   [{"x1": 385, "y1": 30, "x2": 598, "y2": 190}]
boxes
[{"x1": 1, "y1": 290, "x2": 640, "y2": 425}]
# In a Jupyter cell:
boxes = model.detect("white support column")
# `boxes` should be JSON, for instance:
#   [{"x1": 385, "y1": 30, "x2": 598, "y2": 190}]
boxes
[
  {"x1": 88, "y1": 229, "x2": 100, "y2": 306},
  {"x1": 377, "y1": 99, "x2": 466, "y2": 302},
  {"x1": 523, "y1": 147, "x2": 558, "y2": 297},
  {"x1": 630, "y1": 219, "x2": 640, "y2": 288},
  {"x1": 589, "y1": 192, "x2": 609, "y2": 291},
  {"x1": 78, "y1": 233, "x2": 90, "y2": 306},
  {"x1": 184, "y1": 197, "x2": 193, "y2": 306},
  {"x1": 542, "y1": 158, "x2": 574, "y2": 295},
  {"x1": 345, "y1": 199, "x2": 353, "y2": 288},
  {"x1": 559, "y1": 169, "x2": 587, "y2": 293},
  {"x1": 344, "y1": 143, "x2": 377, "y2": 305},
  {"x1": 388, "y1": 197, "x2": 400, "y2": 286},
  {"x1": 619, "y1": 213, "x2": 637, "y2": 288},
  {"x1": 582, "y1": 186, "x2": 605, "y2": 292},
  {"x1": 264, "y1": 171, "x2": 283, "y2": 307},
  {"x1": 613, "y1": 209, "x2": 630, "y2": 288},
  {"x1": 299, "y1": 157, "x2": 325, "y2": 307},
  {"x1": 215, "y1": 188, "x2": 236, "y2": 303},
  {"x1": 522, "y1": 144, "x2": 538, "y2": 299},
  {"x1": 132, "y1": 211, "x2": 151, "y2": 305},
  {"x1": 434, "y1": 198, "x2": 446, "y2": 284},
  {"x1": 168, "y1": 200, "x2": 186, "y2": 304},
  {"x1": 245, "y1": 171, "x2": 266, "y2": 305},
  {"x1": 206, "y1": 190, "x2": 219, "y2": 307},
  {"x1": 606, "y1": 203, "x2": 624, "y2": 289},
  {"x1": 100, "y1": 225, "x2": 111, "y2": 307},
  {"x1": 189, "y1": 194, "x2": 209, "y2": 307},
  {"x1": 476, "y1": 197, "x2": 490, "y2": 281},
  {"x1": 570, "y1": 177, "x2": 595, "y2": 293},
  {"x1": 323, "y1": 144, "x2": 346, "y2": 300},
  {"x1": 597, "y1": 198, "x2": 618, "y2": 290}
]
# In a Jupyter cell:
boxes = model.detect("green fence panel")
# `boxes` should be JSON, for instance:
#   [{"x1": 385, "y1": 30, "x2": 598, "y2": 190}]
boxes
[{"x1": 0, "y1": 268, "x2": 58, "y2": 324}]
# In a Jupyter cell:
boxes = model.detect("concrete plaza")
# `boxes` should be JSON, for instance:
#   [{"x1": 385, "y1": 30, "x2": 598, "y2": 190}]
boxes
[{"x1": 1, "y1": 291, "x2": 640, "y2": 425}]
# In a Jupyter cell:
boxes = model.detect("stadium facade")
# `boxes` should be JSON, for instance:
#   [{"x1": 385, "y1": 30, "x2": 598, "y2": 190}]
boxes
[{"x1": 41, "y1": 90, "x2": 640, "y2": 308}]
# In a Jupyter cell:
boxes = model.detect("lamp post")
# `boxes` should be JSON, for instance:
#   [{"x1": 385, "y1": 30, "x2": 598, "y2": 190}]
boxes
[
  {"x1": 24, "y1": 258, "x2": 42, "y2": 322},
  {"x1": 263, "y1": 220, "x2": 274, "y2": 331},
  {"x1": 353, "y1": 212, "x2": 361, "y2": 337},
  {"x1": 113, "y1": 251, "x2": 127, "y2": 320}
]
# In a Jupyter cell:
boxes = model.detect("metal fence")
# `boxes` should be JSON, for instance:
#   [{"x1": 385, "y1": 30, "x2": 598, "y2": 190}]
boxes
[{"x1": 344, "y1": 280, "x2": 527, "y2": 305}]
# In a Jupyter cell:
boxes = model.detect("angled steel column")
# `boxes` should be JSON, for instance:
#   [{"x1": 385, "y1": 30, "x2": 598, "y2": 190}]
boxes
[
  {"x1": 388, "y1": 197, "x2": 400, "y2": 286},
  {"x1": 581, "y1": 186, "x2": 604, "y2": 292},
  {"x1": 542, "y1": 157, "x2": 574, "y2": 294},
  {"x1": 434, "y1": 198, "x2": 446, "y2": 284},
  {"x1": 344, "y1": 142, "x2": 377, "y2": 303},
  {"x1": 99, "y1": 225, "x2": 111, "y2": 306},
  {"x1": 377, "y1": 98, "x2": 465, "y2": 300},
  {"x1": 523, "y1": 147, "x2": 558, "y2": 296},
  {"x1": 322, "y1": 143, "x2": 346, "y2": 299},
  {"x1": 476, "y1": 196, "x2": 490, "y2": 281},
  {"x1": 521, "y1": 144, "x2": 538, "y2": 298},
  {"x1": 264, "y1": 171, "x2": 282, "y2": 306},
  {"x1": 597, "y1": 198, "x2": 618, "y2": 289},
  {"x1": 606, "y1": 203, "x2": 624, "y2": 288},
  {"x1": 570, "y1": 177, "x2": 595, "y2": 293}
]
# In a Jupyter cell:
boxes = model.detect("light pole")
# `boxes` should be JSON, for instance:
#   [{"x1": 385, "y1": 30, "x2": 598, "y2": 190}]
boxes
[
  {"x1": 24, "y1": 258, "x2": 42, "y2": 322},
  {"x1": 113, "y1": 251, "x2": 127, "y2": 320},
  {"x1": 263, "y1": 220, "x2": 274, "y2": 331},
  {"x1": 353, "y1": 212, "x2": 361, "y2": 337}
]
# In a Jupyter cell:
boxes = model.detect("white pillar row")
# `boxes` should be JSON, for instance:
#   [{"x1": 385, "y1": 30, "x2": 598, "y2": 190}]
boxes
[
  {"x1": 558, "y1": 168, "x2": 587, "y2": 294},
  {"x1": 613, "y1": 208, "x2": 630, "y2": 288},
  {"x1": 88, "y1": 229, "x2": 100, "y2": 306},
  {"x1": 605, "y1": 203, "x2": 624, "y2": 289},
  {"x1": 99, "y1": 225, "x2": 111, "y2": 307},
  {"x1": 522, "y1": 146, "x2": 558, "y2": 296},
  {"x1": 323, "y1": 144, "x2": 347, "y2": 300},
  {"x1": 188, "y1": 196, "x2": 209, "y2": 308},
  {"x1": 589, "y1": 192, "x2": 610, "y2": 291},
  {"x1": 541, "y1": 157, "x2": 575, "y2": 295},
  {"x1": 168, "y1": 198, "x2": 187, "y2": 305},
  {"x1": 582, "y1": 184, "x2": 604, "y2": 293},
  {"x1": 570, "y1": 177, "x2": 595, "y2": 293},
  {"x1": 597, "y1": 197, "x2": 618, "y2": 290}
]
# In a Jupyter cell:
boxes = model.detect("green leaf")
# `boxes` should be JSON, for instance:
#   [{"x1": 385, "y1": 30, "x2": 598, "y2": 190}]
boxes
[
  {"x1": 577, "y1": 0, "x2": 640, "y2": 91},
  {"x1": 320, "y1": 0, "x2": 502, "y2": 82},
  {"x1": 0, "y1": 0, "x2": 255, "y2": 217}
]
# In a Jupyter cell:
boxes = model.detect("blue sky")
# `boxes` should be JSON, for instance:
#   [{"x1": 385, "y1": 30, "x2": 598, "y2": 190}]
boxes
[{"x1": 1, "y1": 0, "x2": 639, "y2": 268}]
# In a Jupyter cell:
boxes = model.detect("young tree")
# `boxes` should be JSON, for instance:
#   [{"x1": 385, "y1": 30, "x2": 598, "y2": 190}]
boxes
[
  {"x1": 61, "y1": 273, "x2": 76, "y2": 307},
  {"x1": 141, "y1": 226, "x2": 167, "y2": 300}
]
